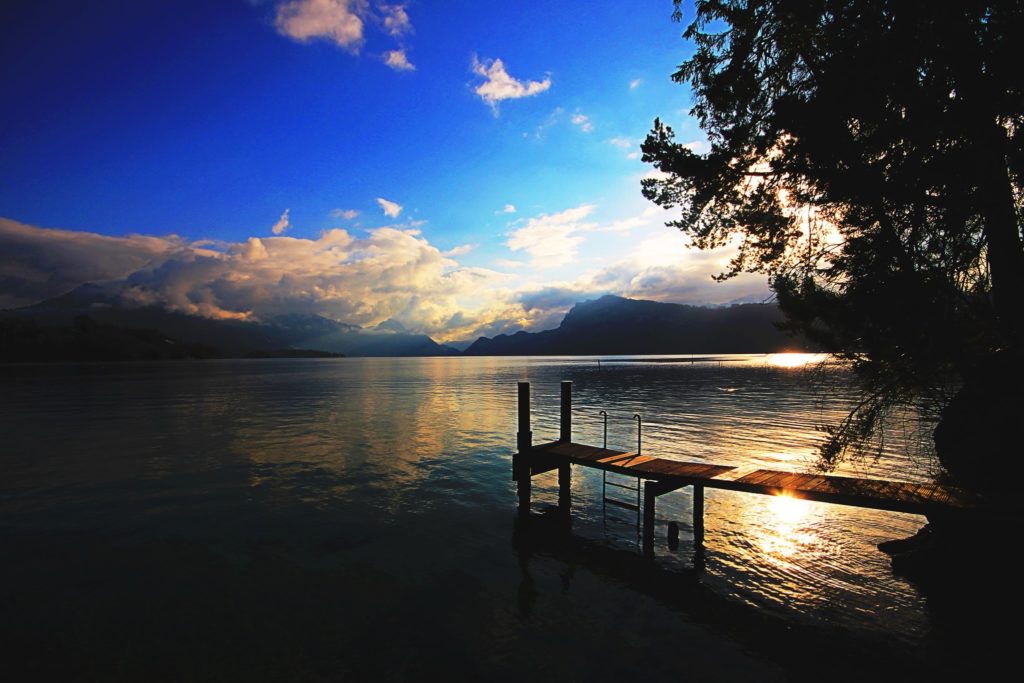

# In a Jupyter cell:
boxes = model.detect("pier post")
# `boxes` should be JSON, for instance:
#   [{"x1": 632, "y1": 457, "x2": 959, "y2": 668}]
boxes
[
  {"x1": 693, "y1": 484, "x2": 705, "y2": 547},
  {"x1": 643, "y1": 481, "x2": 657, "y2": 557},
  {"x1": 516, "y1": 382, "x2": 532, "y2": 518},
  {"x1": 559, "y1": 380, "x2": 572, "y2": 443},
  {"x1": 558, "y1": 380, "x2": 572, "y2": 515}
]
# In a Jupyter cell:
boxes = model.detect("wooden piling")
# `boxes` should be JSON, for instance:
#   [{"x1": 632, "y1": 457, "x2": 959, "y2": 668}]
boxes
[
  {"x1": 559, "y1": 380, "x2": 572, "y2": 443},
  {"x1": 693, "y1": 484, "x2": 705, "y2": 546},
  {"x1": 642, "y1": 481, "x2": 656, "y2": 557},
  {"x1": 558, "y1": 381, "x2": 572, "y2": 515},
  {"x1": 516, "y1": 381, "x2": 532, "y2": 518}
]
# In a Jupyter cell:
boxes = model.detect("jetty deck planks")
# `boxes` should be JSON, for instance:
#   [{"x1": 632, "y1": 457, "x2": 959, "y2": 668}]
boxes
[{"x1": 530, "y1": 441, "x2": 975, "y2": 515}]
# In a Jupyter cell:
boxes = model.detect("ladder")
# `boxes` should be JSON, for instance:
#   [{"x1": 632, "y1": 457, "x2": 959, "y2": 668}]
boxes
[{"x1": 599, "y1": 412, "x2": 642, "y2": 539}]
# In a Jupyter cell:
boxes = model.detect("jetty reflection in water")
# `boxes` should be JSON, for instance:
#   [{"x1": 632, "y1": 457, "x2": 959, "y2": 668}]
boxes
[{"x1": 0, "y1": 354, "x2": 936, "y2": 677}]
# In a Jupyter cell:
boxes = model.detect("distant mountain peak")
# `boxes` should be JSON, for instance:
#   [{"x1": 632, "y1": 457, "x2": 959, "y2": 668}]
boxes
[
  {"x1": 373, "y1": 318, "x2": 408, "y2": 334},
  {"x1": 466, "y1": 295, "x2": 805, "y2": 355}
]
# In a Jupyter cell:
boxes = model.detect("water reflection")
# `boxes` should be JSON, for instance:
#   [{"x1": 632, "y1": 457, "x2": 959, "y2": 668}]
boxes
[
  {"x1": 0, "y1": 355, "x2": 931, "y2": 644},
  {"x1": 766, "y1": 352, "x2": 826, "y2": 368},
  {"x1": 760, "y1": 495, "x2": 814, "y2": 561}
]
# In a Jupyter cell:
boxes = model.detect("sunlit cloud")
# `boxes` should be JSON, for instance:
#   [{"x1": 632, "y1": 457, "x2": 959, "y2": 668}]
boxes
[
  {"x1": 376, "y1": 197, "x2": 403, "y2": 217},
  {"x1": 471, "y1": 56, "x2": 551, "y2": 112},
  {"x1": 0, "y1": 209, "x2": 770, "y2": 343},
  {"x1": 332, "y1": 208, "x2": 359, "y2": 220},
  {"x1": 506, "y1": 204, "x2": 596, "y2": 267},
  {"x1": 500, "y1": 204, "x2": 516, "y2": 214},
  {"x1": 275, "y1": 0, "x2": 366, "y2": 52},
  {"x1": 609, "y1": 136, "x2": 639, "y2": 159},
  {"x1": 629, "y1": 78, "x2": 642, "y2": 89},
  {"x1": 380, "y1": 3, "x2": 412, "y2": 37},
  {"x1": 383, "y1": 49, "x2": 414, "y2": 71},
  {"x1": 274, "y1": 1, "x2": 416, "y2": 67},
  {"x1": 271, "y1": 208, "x2": 291, "y2": 235},
  {"x1": 571, "y1": 111, "x2": 593, "y2": 133},
  {"x1": 683, "y1": 139, "x2": 710, "y2": 154},
  {"x1": 0, "y1": 218, "x2": 186, "y2": 309}
]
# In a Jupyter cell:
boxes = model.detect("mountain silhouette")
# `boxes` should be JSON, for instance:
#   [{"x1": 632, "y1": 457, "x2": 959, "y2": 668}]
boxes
[{"x1": 464, "y1": 295, "x2": 804, "y2": 355}]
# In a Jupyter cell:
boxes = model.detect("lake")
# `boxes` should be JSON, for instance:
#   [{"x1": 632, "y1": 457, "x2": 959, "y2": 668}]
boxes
[{"x1": 0, "y1": 355, "x2": 948, "y2": 679}]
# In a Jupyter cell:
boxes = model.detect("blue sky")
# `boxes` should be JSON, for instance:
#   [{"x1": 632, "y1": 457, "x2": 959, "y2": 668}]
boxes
[{"x1": 0, "y1": 1, "x2": 770, "y2": 340}]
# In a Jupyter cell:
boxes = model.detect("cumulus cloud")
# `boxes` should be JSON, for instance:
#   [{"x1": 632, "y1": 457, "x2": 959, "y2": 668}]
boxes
[
  {"x1": 376, "y1": 197, "x2": 403, "y2": 218},
  {"x1": 383, "y1": 49, "x2": 414, "y2": 71},
  {"x1": 0, "y1": 208, "x2": 770, "y2": 342},
  {"x1": 609, "y1": 136, "x2": 640, "y2": 159},
  {"x1": 683, "y1": 140, "x2": 710, "y2": 154},
  {"x1": 271, "y1": 209, "x2": 291, "y2": 235},
  {"x1": 444, "y1": 244, "x2": 476, "y2": 257},
  {"x1": 471, "y1": 56, "x2": 551, "y2": 111},
  {"x1": 275, "y1": 0, "x2": 366, "y2": 52},
  {"x1": 331, "y1": 208, "x2": 359, "y2": 220},
  {"x1": 570, "y1": 111, "x2": 593, "y2": 133},
  {"x1": 0, "y1": 218, "x2": 186, "y2": 309},
  {"x1": 506, "y1": 205, "x2": 596, "y2": 267},
  {"x1": 274, "y1": 1, "x2": 417, "y2": 70},
  {"x1": 380, "y1": 4, "x2": 412, "y2": 37}
]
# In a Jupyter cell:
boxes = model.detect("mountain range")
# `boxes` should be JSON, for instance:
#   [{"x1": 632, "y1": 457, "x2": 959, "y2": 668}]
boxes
[
  {"x1": 1, "y1": 287, "x2": 805, "y2": 360},
  {"x1": 464, "y1": 295, "x2": 801, "y2": 355}
]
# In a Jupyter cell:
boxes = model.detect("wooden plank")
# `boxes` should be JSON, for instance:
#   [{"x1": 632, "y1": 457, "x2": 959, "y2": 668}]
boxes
[
  {"x1": 534, "y1": 440, "x2": 977, "y2": 513},
  {"x1": 597, "y1": 451, "x2": 639, "y2": 466},
  {"x1": 616, "y1": 454, "x2": 659, "y2": 469},
  {"x1": 737, "y1": 470, "x2": 782, "y2": 486}
]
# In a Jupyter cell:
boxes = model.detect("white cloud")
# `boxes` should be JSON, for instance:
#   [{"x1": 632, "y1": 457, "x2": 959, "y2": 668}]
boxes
[
  {"x1": 383, "y1": 49, "x2": 414, "y2": 71},
  {"x1": 629, "y1": 78, "x2": 642, "y2": 89},
  {"x1": 0, "y1": 218, "x2": 187, "y2": 309},
  {"x1": 271, "y1": 209, "x2": 290, "y2": 235},
  {"x1": 274, "y1": 0, "x2": 366, "y2": 52},
  {"x1": 376, "y1": 197, "x2": 403, "y2": 218},
  {"x1": 506, "y1": 205, "x2": 596, "y2": 267},
  {"x1": 0, "y1": 208, "x2": 770, "y2": 342},
  {"x1": 493, "y1": 258, "x2": 525, "y2": 269},
  {"x1": 609, "y1": 137, "x2": 640, "y2": 160},
  {"x1": 570, "y1": 111, "x2": 593, "y2": 133},
  {"x1": 444, "y1": 244, "x2": 476, "y2": 257},
  {"x1": 380, "y1": 4, "x2": 412, "y2": 37},
  {"x1": 331, "y1": 208, "x2": 359, "y2": 220},
  {"x1": 471, "y1": 56, "x2": 551, "y2": 111},
  {"x1": 501, "y1": 204, "x2": 516, "y2": 214},
  {"x1": 683, "y1": 140, "x2": 710, "y2": 154}
]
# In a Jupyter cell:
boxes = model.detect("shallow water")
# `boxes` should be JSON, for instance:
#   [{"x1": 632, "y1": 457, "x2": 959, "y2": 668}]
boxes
[{"x1": 0, "y1": 355, "x2": 940, "y2": 679}]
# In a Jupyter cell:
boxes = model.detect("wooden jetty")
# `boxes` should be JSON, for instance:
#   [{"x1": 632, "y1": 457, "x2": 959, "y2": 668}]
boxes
[{"x1": 513, "y1": 381, "x2": 977, "y2": 556}]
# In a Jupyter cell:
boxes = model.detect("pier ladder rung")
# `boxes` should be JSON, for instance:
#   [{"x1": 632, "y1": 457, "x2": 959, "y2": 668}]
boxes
[
  {"x1": 605, "y1": 480, "x2": 640, "y2": 492},
  {"x1": 604, "y1": 497, "x2": 640, "y2": 512}
]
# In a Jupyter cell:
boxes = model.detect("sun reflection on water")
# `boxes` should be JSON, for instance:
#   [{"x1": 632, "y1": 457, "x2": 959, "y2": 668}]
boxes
[
  {"x1": 760, "y1": 494, "x2": 815, "y2": 560},
  {"x1": 767, "y1": 353, "x2": 824, "y2": 368}
]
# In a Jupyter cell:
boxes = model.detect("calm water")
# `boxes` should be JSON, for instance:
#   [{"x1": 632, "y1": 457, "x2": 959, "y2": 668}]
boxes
[{"x1": 0, "y1": 356, "x2": 943, "y2": 679}]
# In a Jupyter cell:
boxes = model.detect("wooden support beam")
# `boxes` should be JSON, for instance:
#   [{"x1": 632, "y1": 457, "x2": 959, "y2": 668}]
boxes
[
  {"x1": 693, "y1": 484, "x2": 705, "y2": 547},
  {"x1": 643, "y1": 480, "x2": 657, "y2": 557},
  {"x1": 558, "y1": 461, "x2": 571, "y2": 514},
  {"x1": 559, "y1": 380, "x2": 572, "y2": 443},
  {"x1": 516, "y1": 381, "x2": 532, "y2": 519}
]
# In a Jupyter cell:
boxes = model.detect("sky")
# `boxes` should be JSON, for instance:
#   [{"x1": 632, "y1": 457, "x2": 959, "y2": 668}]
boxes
[{"x1": 0, "y1": 0, "x2": 771, "y2": 341}]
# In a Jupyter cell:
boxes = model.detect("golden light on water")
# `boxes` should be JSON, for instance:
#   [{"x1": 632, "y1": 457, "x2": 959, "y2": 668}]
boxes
[
  {"x1": 759, "y1": 493, "x2": 814, "y2": 559},
  {"x1": 767, "y1": 353, "x2": 823, "y2": 368},
  {"x1": 769, "y1": 492, "x2": 810, "y2": 524}
]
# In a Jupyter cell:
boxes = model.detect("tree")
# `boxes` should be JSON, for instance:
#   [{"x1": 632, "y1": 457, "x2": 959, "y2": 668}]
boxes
[{"x1": 642, "y1": 0, "x2": 1024, "y2": 495}]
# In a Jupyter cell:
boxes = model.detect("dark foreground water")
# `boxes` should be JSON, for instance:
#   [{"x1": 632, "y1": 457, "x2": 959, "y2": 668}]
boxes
[{"x1": 0, "y1": 356, "x2": 985, "y2": 680}]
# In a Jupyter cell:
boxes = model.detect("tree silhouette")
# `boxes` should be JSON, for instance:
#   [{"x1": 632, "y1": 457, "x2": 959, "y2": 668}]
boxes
[{"x1": 643, "y1": 0, "x2": 1023, "y2": 493}]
